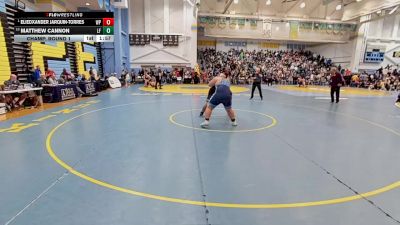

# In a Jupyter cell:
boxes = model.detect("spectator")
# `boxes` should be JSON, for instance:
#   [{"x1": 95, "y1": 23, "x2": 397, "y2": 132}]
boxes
[
  {"x1": 143, "y1": 71, "x2": 153, "y2": 87},
  {"x1": 32, "y1": 65, "x2": 41, "y2": 84},
  {"x1": 38, "y1": 74, "x2": 48, "y2": 86},
  {"x1": 4, "y1": 74, "x2": 20, "y2": 88},
  {"x1": 3, "y1": 74, "x2": 27, "y2": 110},
  {"x1": 89, "y1": 66, "x2": 99, "y2": 81},
  {"x1": 61, "y1": 68, "x2": 73, "y2": 82},
  {"x1": 46, "y1": 69, "x2": 58, "y2": 85}
]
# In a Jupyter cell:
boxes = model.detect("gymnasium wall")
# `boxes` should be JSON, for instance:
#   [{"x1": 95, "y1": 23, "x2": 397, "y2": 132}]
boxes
[
  {"x1": 31, "y1": 42, "x2": 71, "y2": 77},
  {"x1": 0, "y1": 11, "x2": 12, "y2": 84},
  {"x1": 23, "y1": 41, "x2": 99, "y2": 80},
  {"x1": 75, "y1": 42, "x2": 100, "y2": 78},
  {"x1": 105, "y1": 8, "x2": 129, "y2": 76},
  {"x1": 358, "y1": 14, "x2": 400, "y2": 70},
  {"x1": 129, "y1": 0, "x2": 198, "y2": 67},
  {"x1": 201, "y1": 19, "x2": 355, "y2": 43},
  {"x1": 306, "y1": 41, "x2": 354, "y2": 69}
]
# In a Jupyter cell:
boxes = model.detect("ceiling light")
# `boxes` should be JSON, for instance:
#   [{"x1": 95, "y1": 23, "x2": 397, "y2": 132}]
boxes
[
  {"x1": 389, "y1": 6, "x2": 398, "y2": 15},
  {"x1": 300, "y1": 2, "x2": 305, "y2": 8},
  {"x1": 336, "y1": 4, "x2": 342, "y2": 10},
  {"x1": 356, "y1": 0, "x2": 362, "y2": 2},
  {"x1": 377, "y1": 10, "x2": 382, "y2": 14},
  {"x1": 266, "y1": 0, "x2": 271, "y2": 5},
  {"x1": 234, "y1": 0, "x2": 239, "y2": 4},
  {"x1": 85, "y1": 2, "x2": 90, "y2": 6}
]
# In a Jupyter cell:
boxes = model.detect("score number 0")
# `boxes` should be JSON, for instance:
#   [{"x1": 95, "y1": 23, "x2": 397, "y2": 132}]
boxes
[{"x1": 102, "y1": 18, "x2": 114, "y2": 35}]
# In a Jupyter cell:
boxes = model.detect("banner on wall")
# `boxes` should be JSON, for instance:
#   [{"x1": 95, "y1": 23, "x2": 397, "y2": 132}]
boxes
[
  {"x1": 289, "y1": 21, "x2": 299, "y2": 39},
  {"x1": 208, "y1": 17, "x2": 216, "y2": 28},
  {"x1": 229, "y1": 18, "x2": 237, "y2": 29},
  {"x1": 238, "y1": 18, "x2": 245, "y2": 28},
  {"x1": 218, "y1": 17, "x2": 226, "y2": 29},
  {"x1": 198, "y1": 40, "x2": 216, "y2": 47},
  {"x1": 333, "y1": 24, "x2": 343, "y2": 35},
  {"x1": 199, "y1": 17, "x2": 208, "y2": 27},
  {"x1": 262, "y1": 19, "x2": 272, "y2": 38},
  {"x1": 299, "y1": 22, "x2": 312, "y2": 32},
  {"x1": 224, "y1": 41, "x2": 246, "y2": 47},
  {"x1": 325, "y1": 24, "x2": 334, "y2": 34},
  {"x1": 198, "y1": 16, "x2": 357, "y2": 33},
  {"x1": 260, "y1": 42, "x2": 279, "y2": 49},
  {"x1": 249, "y1": 19, "x2": 257, "y2": 29}
]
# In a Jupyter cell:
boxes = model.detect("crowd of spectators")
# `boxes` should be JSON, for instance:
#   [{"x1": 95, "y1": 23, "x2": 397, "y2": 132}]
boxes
[
  {"x1": 1, "y1": 66, "x2": 107, "y2": 112},
  {"x1": 135, "y1": 67, "x2": 201, "y2": 88},
  {"x1": 29, "y1": 66, "x2": 100, "y2": 86},
  {"x1": 1, "y1": 74, "x2": 40, "y2": 111},
  {"x1": 197, "y1": 48, "x2": 400, "y2": 92},
  {"x1": 347, "y1": 65, "x2": 400, "y2": 91},
  {"x1": 198, "y1": 48, "x2": 335, "y2": 86}
]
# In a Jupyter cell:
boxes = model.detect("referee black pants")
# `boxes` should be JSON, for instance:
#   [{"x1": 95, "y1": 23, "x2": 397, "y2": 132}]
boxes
[
  {"x1": 331, "y1": 86, "x2": 340, "y2": 103},
  {"x1": 155, "y1": 78, "x2": 162, "y2": 89},
  {"x1": 251, "y1": 82, "x2": 263, "y2": 99}
]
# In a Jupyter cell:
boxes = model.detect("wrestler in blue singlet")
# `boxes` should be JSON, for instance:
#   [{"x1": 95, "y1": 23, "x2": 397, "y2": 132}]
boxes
[{"x1": 208, "y1": 79, "x2": 232, "y2": 109}]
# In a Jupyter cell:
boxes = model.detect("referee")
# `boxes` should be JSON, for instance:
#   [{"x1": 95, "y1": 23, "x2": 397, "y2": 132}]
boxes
[
  {"x1": 330, "y1": 67, "x2": 345, "y2": 103},
  {"x1": 155, "y1": 69, "x2": 162, "y2": 89},
  {"x1": 250, "y1": 67, "x2": 263, "y2": 100}
]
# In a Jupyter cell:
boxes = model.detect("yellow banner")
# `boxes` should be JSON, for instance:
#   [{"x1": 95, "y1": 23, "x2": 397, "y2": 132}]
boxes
[
  {"x1": 289, "y1": 22, "x2": 299, "y2": 40},
  {"x1": 259, "y1": 43, "x2": 280, "y2": 49},
  {"x1": 198, "y1": 40, "x2": 216, "y2": 46},
  {"x1": 0, "y1": 17, "x2": 12, "y2": 84}
]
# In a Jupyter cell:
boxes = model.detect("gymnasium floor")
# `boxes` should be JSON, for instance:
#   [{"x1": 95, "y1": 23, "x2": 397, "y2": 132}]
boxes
[{"x1": 1, "y1": 85, "x2": 400, "y2": 225}]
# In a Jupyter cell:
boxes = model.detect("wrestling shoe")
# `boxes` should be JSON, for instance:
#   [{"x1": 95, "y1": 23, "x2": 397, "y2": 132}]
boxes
[
  {"x1": 231, "y1": 120, "x2": 238, "y2": 126},
  {"x1": 200, "y1": 120, "x2": 209, "y2": 128}
]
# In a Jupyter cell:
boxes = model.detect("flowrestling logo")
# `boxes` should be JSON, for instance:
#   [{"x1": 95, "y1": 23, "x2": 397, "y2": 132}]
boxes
[{"x1": 61, "y1": 88, "x2": 76, "y2": 100}]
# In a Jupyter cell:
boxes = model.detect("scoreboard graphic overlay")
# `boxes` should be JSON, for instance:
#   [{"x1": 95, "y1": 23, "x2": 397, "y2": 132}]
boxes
[{"x1": 14, "y1": 12, "x2": 114, "y2": 42}]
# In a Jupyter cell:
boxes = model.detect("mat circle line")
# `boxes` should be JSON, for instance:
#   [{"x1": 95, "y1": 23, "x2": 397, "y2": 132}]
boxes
[
  {"x1": 45, "y1": 101, "x2": 400, "y2": 209},
  {"x1": 169, "y1": 109, "x2": 277, "y2": 133}
]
